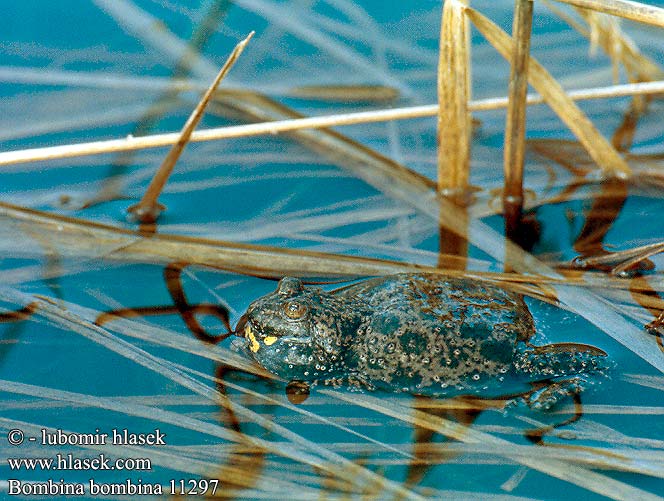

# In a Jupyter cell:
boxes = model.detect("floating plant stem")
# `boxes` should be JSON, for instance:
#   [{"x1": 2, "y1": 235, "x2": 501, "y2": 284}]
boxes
[
  {"x1": 0, "y1": 200, "x2": 429, "y2": 279},
  {"x1": 2, "y1": 81, "x2": 664, "y2": 168},
  {"x1": 437, "y1": 0, "x2": 471, "y2": 195},
  {"x1": 126, "y1": 32, "x2": 254, "y2": 224},
  {"x1": 503, "y1": 0, "x2": 534, "y2": 243},
  {"x1": 3, "y1": 198, "x2": 664, "y2": 298},
  {"x1": 0, "y1": 199, "x2": 606, "y2": 294},
  {"x1": 466, "y1": 7, "x2": 632, "y2": 178}
]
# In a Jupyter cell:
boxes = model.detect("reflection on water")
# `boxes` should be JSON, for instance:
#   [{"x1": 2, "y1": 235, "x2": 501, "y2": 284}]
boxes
[
  {"x1": 95, "y1": 261, "x2": 232, "y2": 344},
  {"x1": 0, "y1": 303, "x2": 36, "y2": 322}
]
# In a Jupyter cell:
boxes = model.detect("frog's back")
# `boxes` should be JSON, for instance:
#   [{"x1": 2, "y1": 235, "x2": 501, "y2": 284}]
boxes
[{"x1": 337, "y1": 273, "x2": 535, "y2": 394}]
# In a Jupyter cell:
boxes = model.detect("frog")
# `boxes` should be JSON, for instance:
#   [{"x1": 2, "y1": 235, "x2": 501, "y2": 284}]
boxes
[{"x1": 233, "y1": 273, "x2": 611, "y2": 409}]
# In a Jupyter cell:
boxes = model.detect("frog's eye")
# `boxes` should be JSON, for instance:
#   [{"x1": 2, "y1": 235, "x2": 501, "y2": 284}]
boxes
[{"x1": 283, "y1": 301, "x2": 307, "y2": 320}]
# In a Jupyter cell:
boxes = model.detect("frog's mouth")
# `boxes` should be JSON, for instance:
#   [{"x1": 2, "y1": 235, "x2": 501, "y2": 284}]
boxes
[{"x1": 235, "y1": 314, "x2": 312, "y2": 354}]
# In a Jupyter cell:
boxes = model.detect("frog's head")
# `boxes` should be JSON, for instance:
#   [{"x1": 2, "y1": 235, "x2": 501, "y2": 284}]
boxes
[{"x1": 235, "y1": 277, "x2": 353, "y2": 380}]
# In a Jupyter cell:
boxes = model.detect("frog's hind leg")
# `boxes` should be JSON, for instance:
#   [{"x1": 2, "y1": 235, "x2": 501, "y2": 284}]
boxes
[
  {"x1": 515, "y1": 342, "x2": 611, "y2": 380},
  {"x1": 515, "y1": 342, "x2": 611, "y2": 411}
]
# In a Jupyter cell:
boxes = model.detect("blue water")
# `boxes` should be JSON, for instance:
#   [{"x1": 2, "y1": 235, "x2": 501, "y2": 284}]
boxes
[{"x1": 2, "y1": 1, "x2": 664, "y2": 499}]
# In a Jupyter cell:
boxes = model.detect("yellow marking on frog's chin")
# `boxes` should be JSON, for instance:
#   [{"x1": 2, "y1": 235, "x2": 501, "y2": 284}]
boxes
[
  {"x1": 245, "y1": 324, "x2": 260, "y2": 353},
  {"x1": 264, "y1": 336, "x2": 278, "y2": 346}
]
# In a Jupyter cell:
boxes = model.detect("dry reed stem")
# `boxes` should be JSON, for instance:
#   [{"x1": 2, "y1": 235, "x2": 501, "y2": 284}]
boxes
[
  {"x1": 1, "y1": 80, "x2": 663, "y2": 169},
  {"x1": 127, "y1": 32, "x2": 254, "y2": 223},
  {"x1": 93, "y1": 2, "x2": 233, "y2": 208},
  {"x1": 2, "y1": 198, "x2": 651, "y2": 292},
  {"x1": 503, "y1": 0, "x2": 534, "y2": 241},
  {"x1": 0, "y1": 201, "x2": 423, "y2": 279},
  {"x1": 437, "y1": 0, "x2": 471, "y2": 194},
  {"x1": 554, "y1": 0, "x2": 664, "y2": 28},
  {"x1": 438, "y1": 205, "x2": 469, "y2": 271},
  {"x1": 466, "y1": 8, "x2": 632, "y2": 178},
  {"x1": 437, "y1": 0, "x2": 471, "y2": 269}
]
